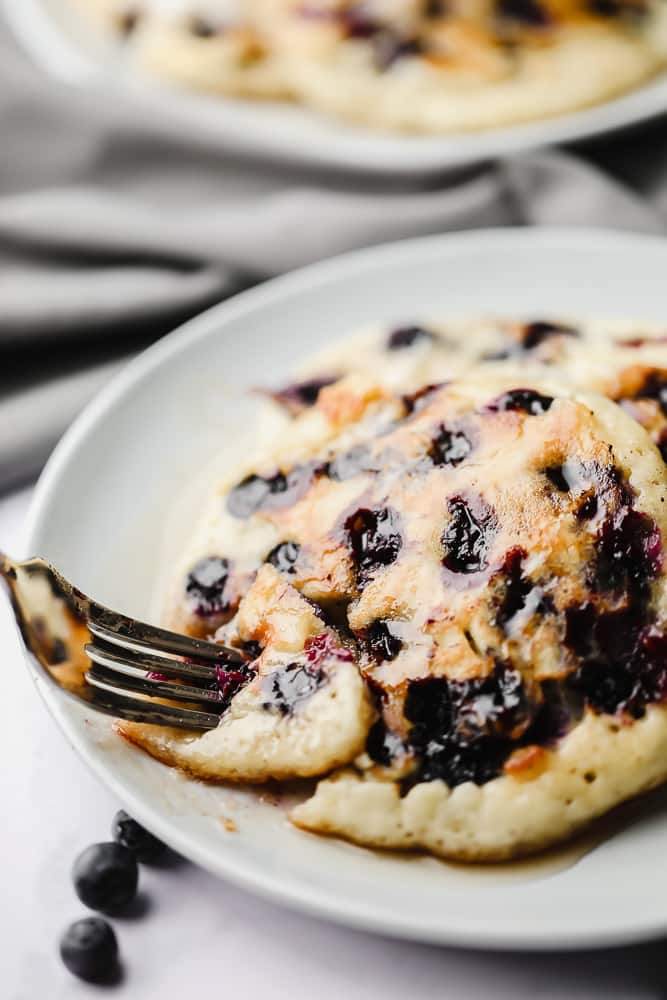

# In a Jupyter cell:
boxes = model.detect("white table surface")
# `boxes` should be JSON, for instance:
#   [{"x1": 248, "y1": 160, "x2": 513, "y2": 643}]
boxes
[{"x1": 2, "y1": 487, "x2": 667, "y2": 1000}]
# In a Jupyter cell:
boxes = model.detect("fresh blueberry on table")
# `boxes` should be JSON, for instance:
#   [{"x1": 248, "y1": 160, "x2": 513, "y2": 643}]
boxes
[
  {"x1": 60, "y1": 917, "x2": 118, "y2": 982},
  {"x1": 112, "y1": 810, "x2": 167, "y2": 863},
  {"x1": 73, "y1": 842, "x2": 138, "y2": 912}
]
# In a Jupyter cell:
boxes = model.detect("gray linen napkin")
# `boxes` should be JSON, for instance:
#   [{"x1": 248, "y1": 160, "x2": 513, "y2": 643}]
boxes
[{"x1": 2, "y1": 15, "x2": 667, "y2": 493}]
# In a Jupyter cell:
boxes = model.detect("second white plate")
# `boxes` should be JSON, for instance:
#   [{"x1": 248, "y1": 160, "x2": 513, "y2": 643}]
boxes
[{"x1": 6, "y1": 0, "x2": 667, "y2": 176}]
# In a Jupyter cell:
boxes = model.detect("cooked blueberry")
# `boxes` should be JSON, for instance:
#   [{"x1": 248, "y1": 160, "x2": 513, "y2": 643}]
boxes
[
  {"x1": 60, "y1": 918, "x2": 118, "y2": 983},
  {"x1": 497, "y1": 0, "x2": 551, "y2": 25},
  {"x1": 576, "y1": 493, "x2": 599, "y2": 520},
  {"x1": 227, "y1": 474, "x2": 271, "y2": 517},
  {"x1": 268, "y1": 375, "x2": 337, "y2": 415},
  {"x1": 340, "y1": 6, "x2": 381, "y2": 36},
  {"x1": 521, "y1": 320, "x2": 578, "y2": 350},
  {"x1": 635, "y1": 626, "x2": 667, "y2": 704},
  {"x1": 261, "y1": 662, "x2": 325, "y2": 714},
  {"x1": 441, "y1": 496, "x2": 496, "y2": 575},
  {"x1": 374, "y1": 34, "x2": 423, "y2": 69},
  {"x1": 117, "y1": 9, "x2": 140, "y2": 36},
  {"x1": 50, "y1": 638, "x2": 68, "y2": 664},
  {"x1": 404, "y1": 666, "x2": 532, "y2": 787},
  {"x1": 594, "y1": 508, "x2": 662, "y2": 598},
  {"x1": 73, "y1": 843, "x2": 138, "y2": 913},
  {"x1": 545, "y1": 461, "x2": 597, "y2": 503},
  {"x1": 429, "y1": 426, "x2": 472, "y2": 467},
  {"x1": 366, "y1": 719, "x2": 405, "y2": 766},
  {"x1": 568, "y1": 660, "x2": 637, "y2": 716},
  {"x1": 636, "y1": 370, "x2": 667, "y2": 418},
  {"x1": 495, "y1": 548, "x2": 536, "y2": 629},
  {"x1": 305, "y1": 631, "x2": 354, "y2": 665},
  {"x1": 327, "y1": 444, "x2": 376, "y2": 481},
  {"x1": 215, "y1": 663, "x2": 256, "y2": 702},
  {"x1": 524, "y1": 681, "x2": 576, "y2": 745},
  {"x1": 386, "y1": 326, "x2": 435, "y2": 351},
  {"x1": 185, "y1": 556, "x2": 231, "y2": 617},
  {"x1": 424, "y1": 0, "x2": 446, "y2": 14},
  {"x1": 564, "y1": 602, "x2": 597, "y2": 658},
  {"x1": 566, "y1": 604, "x2": 642, "y2": 663},
  {"x1": 564, "y1": 601, "x2": 667, "y2": 717},
  {"x1": 266, "y1": 540, "x2": 300, "y2": 574},
  {"x1": 111, "y1": 810, "x2": 166, "y2": 863},
  {"x1": 363, "y1": 620, "x2": 403, "y2": 662},
  {"x1": 402, "y1": 382, "x2": 445, "y2": 415},
  {"x1": 345, "y1": 507, "x2": 402, "y2": 586},
  {"x1": 587, "y1": 0, "x2": 645, "y2": 16},
  {"x1": 486, "y1": 389, "x2": 554, "y2": 415},
  {"x1": 587, "y1": 0, "x2": 622, "y2": 14},
  {"x1": 227, "y1": 464, "x2": 315, "y2": 518},
  {"x1": 544, "y1": 464, "x2": 570, "y2": 492},
  {"x1": 188, "y1": 15, "x2": 220, "y2": 36},
  {"x1": 617, "y1": 334, "x2": 667, "y2": 348},
  {"x1": 241, "y1": 639, "x2": 263, "y2": 661}
]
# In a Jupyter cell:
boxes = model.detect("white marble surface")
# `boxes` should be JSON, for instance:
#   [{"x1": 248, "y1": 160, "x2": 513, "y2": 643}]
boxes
[{"x1": 2, "y1": 487, "x2": 667, "y2": 1000}]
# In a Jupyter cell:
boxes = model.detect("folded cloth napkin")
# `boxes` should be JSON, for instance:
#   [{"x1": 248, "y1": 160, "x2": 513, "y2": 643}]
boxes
[{"x1": 3, "y1": 16, "x2": 667, "y2": 493}]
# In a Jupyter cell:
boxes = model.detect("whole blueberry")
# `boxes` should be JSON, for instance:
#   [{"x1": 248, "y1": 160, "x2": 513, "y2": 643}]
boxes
[
  {"x1": 60, "y1": 917, "x2": 118, "y2": 982},
  {"x1": 73, "y1": 842, "x2": 138, "y2": 912},
  {"x1": 112, "y1": 810, "x2": 166, "y2": 863}
]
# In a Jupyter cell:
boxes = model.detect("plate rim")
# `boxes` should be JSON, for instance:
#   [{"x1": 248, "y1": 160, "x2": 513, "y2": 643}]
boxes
[
  {"x1": 6, "y1": 0, "x2": 667, "y2": 176},
  {"x1": 24, "y1": 226, "x2": 667, "y2": 951}
]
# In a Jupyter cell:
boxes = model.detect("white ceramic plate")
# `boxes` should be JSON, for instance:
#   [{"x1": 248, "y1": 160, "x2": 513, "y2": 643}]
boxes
[
  {"x1": 24, "y1": 228, "x2": 667, "y2": 951},
  {"x1": 6, "y1": 0, "x2": 667, "y2": 176}
]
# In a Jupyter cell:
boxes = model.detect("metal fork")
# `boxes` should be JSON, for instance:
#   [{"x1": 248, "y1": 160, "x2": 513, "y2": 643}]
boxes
[{"x1": 1, "y1": 552, "x2": 246, "y2": 731}]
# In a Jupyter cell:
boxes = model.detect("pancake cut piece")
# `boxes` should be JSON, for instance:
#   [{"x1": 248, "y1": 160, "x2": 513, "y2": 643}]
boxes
[{"x1": 117, "y1": 565, "x2": 374, "y2": 781}]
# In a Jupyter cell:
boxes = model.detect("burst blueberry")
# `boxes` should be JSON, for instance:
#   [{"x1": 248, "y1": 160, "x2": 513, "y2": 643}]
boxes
[
  {"x1": 429, "y1": 425, "x2": 472, "y2": 467},
  {"x1": 345, "y1": 507, "x2": 402, "y2": 586},
  {"x1": 441, "y1": 496, "x2": 496, "y2": 575}
]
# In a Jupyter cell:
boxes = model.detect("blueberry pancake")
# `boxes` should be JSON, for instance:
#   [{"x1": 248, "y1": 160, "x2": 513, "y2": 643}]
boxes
[
  {"x1": 121, "y1": 371, "x2": 667, "y2": 859},
  {"x1": 70, "y1": 0, "x2": 667, "y2": 131},
  {"x1": 265, "y1": 317, "x2": 667, "y2": 465},
  {"x1": 262, "y1": 0, "x2": 667, "y2": 131}
]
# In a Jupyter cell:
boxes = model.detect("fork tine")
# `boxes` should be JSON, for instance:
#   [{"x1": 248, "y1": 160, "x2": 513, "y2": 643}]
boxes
[
  {"x1": 85, "y1": 662, "x2": 225, "y2": 707},
  {"x1": 85, "y1": 640, "x2": 219, "y2": 682},
  {"x1": 78, "y1": 681, "x2": 221, "y2": 730},
  {"x1": 86, "y1": 607, "x2": 244, "y2": 664}
]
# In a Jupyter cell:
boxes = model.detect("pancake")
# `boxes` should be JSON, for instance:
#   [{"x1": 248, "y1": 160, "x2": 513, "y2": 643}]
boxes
[
  {"x1": 69, "y1": 0, "x2": 667, "y2": 131},
  {"x1": 120, "y1": 368, "x2": 667, "y2": 859}
]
